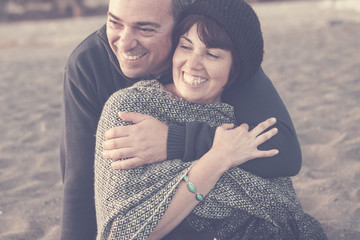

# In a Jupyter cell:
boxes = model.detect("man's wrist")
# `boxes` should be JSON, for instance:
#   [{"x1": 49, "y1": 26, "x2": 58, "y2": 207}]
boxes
[{"x1": 167, "y1": 125, "x2": 186, "y2": 160}]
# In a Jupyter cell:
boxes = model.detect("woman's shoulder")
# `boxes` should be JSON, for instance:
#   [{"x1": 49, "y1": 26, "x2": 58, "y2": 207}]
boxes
[
  {"x1": 132, "y1": 79, "x2": 164, "y2": 89},
  {"x1": 103, "y1": 80, "x2": 168, "y2": 111},
  {"x1": 115, "y1": 79, "x2": 166, "y2": 96},
  {"x1": 105, "y1": 79, "x2": 235, "y2": 120}
]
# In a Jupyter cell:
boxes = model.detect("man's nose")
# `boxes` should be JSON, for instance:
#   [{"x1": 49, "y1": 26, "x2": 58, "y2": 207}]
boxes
[{"x1": 118, "y1": 27, "x2": 137, "y2": 51}]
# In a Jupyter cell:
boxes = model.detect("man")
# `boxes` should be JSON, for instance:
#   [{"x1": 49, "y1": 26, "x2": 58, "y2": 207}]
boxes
[{"x1": 60, "y1": 0, "x2": 301, "y2": 239}]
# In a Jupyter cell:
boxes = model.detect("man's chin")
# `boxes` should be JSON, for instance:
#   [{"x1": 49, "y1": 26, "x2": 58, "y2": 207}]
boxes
[{"x1": 120, "y1": 66, "x2": 146, "y2": 79}]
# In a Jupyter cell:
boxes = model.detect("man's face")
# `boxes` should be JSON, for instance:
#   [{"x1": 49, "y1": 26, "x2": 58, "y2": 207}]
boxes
[{"x1": 107, "y1": 0, "x2": 174, "y2": 78}]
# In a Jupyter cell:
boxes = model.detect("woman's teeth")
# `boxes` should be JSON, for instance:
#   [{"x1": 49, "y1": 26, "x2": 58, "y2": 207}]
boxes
[{"x1": 183, "y1": 73, "x2": 207, "y2": 86}]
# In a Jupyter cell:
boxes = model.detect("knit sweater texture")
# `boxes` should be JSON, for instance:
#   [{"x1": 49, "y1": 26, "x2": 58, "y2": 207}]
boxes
[{"x1": 94, "y1": 80, "x2": 326, "y2": 240}]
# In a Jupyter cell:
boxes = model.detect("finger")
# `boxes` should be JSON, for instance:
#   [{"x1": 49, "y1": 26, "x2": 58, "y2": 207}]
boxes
[
  {"x1": 237, "y1": 123, "x2": 249, "y2": 131},
  {"x1": 255, "y1": 127, "x2": 278, "y2": 146},
  {"x1": 251, "y1": 117, "x2": 276, "y2": 137},
  {"x1": 118, "y1": 112, "x2": 150, "y2": 124},
  {"x1": 105, "y1": 126, "x2": 130, "y2": 140},
  {"x1": 102, "y1": 138, "x2": 131, "y2": 150},
  {"x1": 219, "y1": 123, "x2": 235, "y2": 130},
  {"x1": 253, "y1": 149, "x2": 279, "y2": 159},
  {"x1": 103, "y1": 148, "x2": 135, "y2": 159},
  {"x1": 111, "y1": 158, "x2": 146, "y2": 170}
]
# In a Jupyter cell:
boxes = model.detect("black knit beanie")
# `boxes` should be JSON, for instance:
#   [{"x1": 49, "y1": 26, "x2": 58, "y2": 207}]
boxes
[{"x1": 181, "y1": 0, "x2": 264, "y2": 84}]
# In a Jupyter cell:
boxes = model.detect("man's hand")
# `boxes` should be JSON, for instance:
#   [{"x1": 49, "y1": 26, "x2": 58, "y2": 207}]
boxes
[{"x1": 102, "y1": 112, "x2": 168, "y2": 170}]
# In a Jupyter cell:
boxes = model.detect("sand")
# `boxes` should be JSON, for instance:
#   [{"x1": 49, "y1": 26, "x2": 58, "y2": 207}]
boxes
[{"x1": 0, "y1": 1, "x2": 359, "y2": 239}]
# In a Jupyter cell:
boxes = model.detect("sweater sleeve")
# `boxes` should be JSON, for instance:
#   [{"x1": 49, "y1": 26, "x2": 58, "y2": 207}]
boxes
[
  {"x1": 167, "y1": 123, "x2": 215, "y2": 162},
  {"x1": 60, "y1": 35, "x2": 106, "y2": 240},
  {"x1": 60, "y1": 70, "x2": 98, "y2": 240},
  {"x1": 171, "y1": 68, "x2": 302, "y2": 178}
]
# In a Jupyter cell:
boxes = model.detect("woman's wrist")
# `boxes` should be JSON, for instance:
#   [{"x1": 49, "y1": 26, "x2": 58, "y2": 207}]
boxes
[{"x1": 198, "y1": 149, "x2": 230, "y2": 177}]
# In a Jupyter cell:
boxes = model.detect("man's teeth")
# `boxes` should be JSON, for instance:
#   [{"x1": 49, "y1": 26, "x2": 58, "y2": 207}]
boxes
[
  {"x1": 183, "y1": 74, "x2": 207, "y2": 85},
  {"x1": 122, "y1": 53, "x2": 146, "y2": 60}
]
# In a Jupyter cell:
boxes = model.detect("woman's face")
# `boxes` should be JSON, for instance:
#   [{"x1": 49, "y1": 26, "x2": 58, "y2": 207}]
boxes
[{"x1": 172, "y1": 24, "x2": 232, "y2": 104}]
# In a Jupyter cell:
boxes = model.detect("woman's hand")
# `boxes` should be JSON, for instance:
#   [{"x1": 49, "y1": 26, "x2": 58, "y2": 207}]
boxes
[{"x1": 210, "y1": 117, "x2": 279, "y2": 170}]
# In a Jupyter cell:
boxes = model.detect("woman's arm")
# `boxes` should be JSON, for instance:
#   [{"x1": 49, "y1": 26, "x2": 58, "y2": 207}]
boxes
[
  {"x1": 149, "y1": 119, "x2": 279, "y2": 239},
  {"x1": 179, "y1": 68, "x2": 302, "y2": 177}
]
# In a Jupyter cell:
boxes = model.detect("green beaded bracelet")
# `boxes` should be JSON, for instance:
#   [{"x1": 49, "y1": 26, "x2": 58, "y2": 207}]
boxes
[{"x1": 182, "y1": 174, "x2": 204, "y2": 201}]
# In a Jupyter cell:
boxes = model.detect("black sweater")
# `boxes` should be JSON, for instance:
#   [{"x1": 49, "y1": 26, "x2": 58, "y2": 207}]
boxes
[{"x1": 60, "y1": 25, "x2": 301, "y2": 240}]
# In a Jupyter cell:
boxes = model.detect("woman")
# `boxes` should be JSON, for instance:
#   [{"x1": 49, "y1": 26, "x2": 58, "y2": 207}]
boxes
[{"x1": 95, "y1": 0, "x2": 327, "y2": 239}]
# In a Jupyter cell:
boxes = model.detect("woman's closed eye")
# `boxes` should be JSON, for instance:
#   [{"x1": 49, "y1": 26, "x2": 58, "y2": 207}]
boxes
[
  {"x1": 180, "y1": 45, "x2": 192, "y2": 50},
  {"x1": 205, "y1": 51, "x2": 220, "y2": 59}
]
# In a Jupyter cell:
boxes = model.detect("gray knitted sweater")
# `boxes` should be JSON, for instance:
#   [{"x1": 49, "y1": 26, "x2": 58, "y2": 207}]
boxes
[{"x1": 94, "y1": 80, "x2": 327, "y2": 240}]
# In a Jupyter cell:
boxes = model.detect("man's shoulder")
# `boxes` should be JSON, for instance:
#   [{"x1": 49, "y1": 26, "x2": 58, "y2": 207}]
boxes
[
  {"x1": 68, "y1": 30, "x2": 106, "y2": 62},
  {"x1": 64, "y1": 26, "x2": 117, "y2": 91},
  {"x1": 65, "y1": 24, "x2": 112, "y2": 70},
  {"x1": 64, "y1": 25, "x2": 118, "y2": 85}
]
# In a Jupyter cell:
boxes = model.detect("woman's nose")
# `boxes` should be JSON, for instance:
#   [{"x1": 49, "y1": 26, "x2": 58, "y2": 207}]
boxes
[{"x1": 186, "y1": 53, "x2": 203, "y2": 70}]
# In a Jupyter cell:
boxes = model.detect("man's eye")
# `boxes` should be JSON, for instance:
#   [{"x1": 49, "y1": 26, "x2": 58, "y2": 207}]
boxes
[
  {"x1": 109, "y1": 20, "x2": 123, "y2": 28},
  {"x1": 140, "y1": 28, "x2": 155, "y2": 33},
  {"x1": 109, "y1": 20, "x2": 118, "y2": 25}
]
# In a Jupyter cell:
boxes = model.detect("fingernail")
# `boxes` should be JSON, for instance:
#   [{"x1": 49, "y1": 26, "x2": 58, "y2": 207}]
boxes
[
  {"x1": 273, "y1": 128, "x2": 278, "y2": 133},
  {"x1": 271, "y1": 117, "x2": 277, "y2": 123},
  {"x1": 274, "y1": 149, "x2": 279, "y2": 155}
]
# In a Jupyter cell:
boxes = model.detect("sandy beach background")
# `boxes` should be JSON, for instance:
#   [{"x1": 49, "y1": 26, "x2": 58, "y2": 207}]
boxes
[{"x1": 0, "y1": 0, "x2": 359, "y2": 239}]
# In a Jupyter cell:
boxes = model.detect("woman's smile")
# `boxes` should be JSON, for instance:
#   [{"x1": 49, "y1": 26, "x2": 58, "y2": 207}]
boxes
[
  {"x1": 182, "y1": 72, "x2": 208, "y2": 87},
  {"x1": 172, "y1": 24, "x2": 232, "y2": 104}
]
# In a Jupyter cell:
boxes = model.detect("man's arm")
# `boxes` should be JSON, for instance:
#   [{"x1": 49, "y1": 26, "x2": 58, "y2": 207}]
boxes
[
  {"x1": 60, "y1": 69, "x2": 99, "y2": 240},
  {"x1": 59, "y1": 32, "x2": 113, "y2": 239},
  {"x1": 105, "y1": 68, "x2": 301, "y2": 177},
  {"x1": 224, "y1": 67, "x2": 302, "y2": 177}
]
